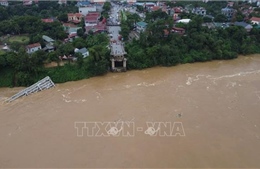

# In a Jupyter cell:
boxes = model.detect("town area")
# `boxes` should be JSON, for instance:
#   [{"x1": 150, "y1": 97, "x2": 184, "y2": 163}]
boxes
[{"x1": 0, "y1": 0, "x2": 260, "y2": 87}]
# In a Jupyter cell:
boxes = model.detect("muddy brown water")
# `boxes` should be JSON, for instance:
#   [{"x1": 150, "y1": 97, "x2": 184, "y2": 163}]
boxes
[{"x1": 0, "y1": 55, "x2": 260, "y2": 168}]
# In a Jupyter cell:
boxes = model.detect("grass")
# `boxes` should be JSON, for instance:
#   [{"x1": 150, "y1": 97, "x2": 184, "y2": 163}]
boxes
[
  {"x1": 0, "y1": 50, "x2": 5, "y2": 55},
  {"x1": 8, "y1": 35, "x2": 29, "y2": 44}
]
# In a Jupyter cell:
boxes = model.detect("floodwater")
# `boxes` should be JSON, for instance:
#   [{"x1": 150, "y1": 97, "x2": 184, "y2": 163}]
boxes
[{"x1": 0, "y1": 55, "x2": 260, "y2": 168}]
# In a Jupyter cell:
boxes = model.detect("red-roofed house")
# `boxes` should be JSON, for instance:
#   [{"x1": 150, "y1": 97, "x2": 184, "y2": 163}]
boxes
[
  {"x1": 26, "y1": 43, "x2": 42, "y2": 54},
  {"x1": 41, "y1": 18, "x2": 54, "y2": 23},
  {"x1": 150, "y1": 6, "x2": 160, "y2": 12},
  {"x1": 68, "y1": 13, "x2": 83, "y2": 24},
  {"x1": 172, "y1": 27, "x2": 185, "y2": 35},
  {"x1": 23, "y1": 0, "x2": 37, "y2": 5},
  {"x1": 85, "y1": 22, "x2": 106, "y2": 34},
  {"x1": 23, "y1": 0, "x2": 32, "y2": 5},
  {"x1": 173, "y1": 7, "x2": 183, "y2": 20},
  {"x1": 250, "y1": 17, "x2": 260, "y2": 25},
  {"x1": 85, "y1": 12, "x2": 100, "y2": 26},
  {"x1": 65, "y1": 33, "x2": 78, "y2": 42}
]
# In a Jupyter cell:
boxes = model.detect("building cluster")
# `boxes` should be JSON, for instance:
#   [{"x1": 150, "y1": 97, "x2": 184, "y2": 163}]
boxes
[
  {"x1": 132, "y1": 0, "x2": 260, "y2": 36},
  {"x1": 24, "y1": 0, "x2": 108, "y2": 57},
  {"x1": 1, "y1": 0, "x2": 260, "y2": 60}
]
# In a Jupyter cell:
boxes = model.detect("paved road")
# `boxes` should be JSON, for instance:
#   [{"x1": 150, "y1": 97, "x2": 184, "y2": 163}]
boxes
[{"x1": 108, "y1": 2, "x2": 126, "y2": 56}]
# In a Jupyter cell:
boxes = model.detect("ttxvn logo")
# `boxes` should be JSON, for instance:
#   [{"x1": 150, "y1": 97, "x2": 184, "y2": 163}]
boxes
[{"x1": 74, "y1": 121, "x2": 185, "y2": 137}]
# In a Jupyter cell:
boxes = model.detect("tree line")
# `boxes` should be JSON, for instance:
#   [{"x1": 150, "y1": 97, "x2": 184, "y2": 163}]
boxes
[{"x1": 125, "y1": 11, "x2": 260, "y2": 69}]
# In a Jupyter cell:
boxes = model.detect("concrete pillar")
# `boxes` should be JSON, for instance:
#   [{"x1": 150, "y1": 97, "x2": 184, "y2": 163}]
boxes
[
  {"x1": 123, "y1": 58, "x2": 127, "y2": 69},
  {"x1": 111, "y1": 58, "x2": 115, "y2": 70}
]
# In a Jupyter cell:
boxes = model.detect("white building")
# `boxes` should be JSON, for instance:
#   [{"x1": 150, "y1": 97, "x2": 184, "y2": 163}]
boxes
[
  {"x1": 0, "y1": 0, "x2": 8, "y2": 6},
  {"x1": 79, "y1": 6, "x2": 97, "y2": 16},
  {"x1": 58, "y1": 0, "x2": 67, "y2": 5},
  {"x1": 176, "y1": 19, "x2": 191, "y2": 24},
  {"x1": 26, "y1": 43, "x2": 42, "y2": 54},
  {"x1": 250, "y1": 17, "x2": 260, "y2": 25},
  {"x1": 127, "y1": 0, "x2": 137, "y2": 3},
  {"x1": 75, "y1": 48, "x2": 89, "y2": 58},
  {"x1": 192, "y1": 7, "x2": 206, "y2": 16}
]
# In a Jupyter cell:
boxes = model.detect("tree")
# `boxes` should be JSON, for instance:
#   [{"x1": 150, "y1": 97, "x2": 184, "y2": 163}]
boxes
[
  {"x1": 77, "y1": 28, "x2": 84, "y2": 37},
  {"x1": 75, "y1": 52, "x2": 84, "y2": 68},
  {"x1": 58, "y1": 13, "x2": 68, "y2": 22},
  {"x1": 214, "y1": 14, "x2": 227, "y2": 22}
]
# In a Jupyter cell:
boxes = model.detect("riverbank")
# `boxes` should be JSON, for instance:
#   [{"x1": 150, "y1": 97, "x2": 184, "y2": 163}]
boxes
[
  {"x1": 0, "y1": 53, "x2": 259, "y2": 88},
  {"x1": 1, "y1": 54, "x2": 259, "y2": 96}
]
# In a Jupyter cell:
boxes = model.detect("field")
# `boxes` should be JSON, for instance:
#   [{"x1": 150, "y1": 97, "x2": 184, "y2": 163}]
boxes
[{"x1": 8, "y1": 35, "x2": 29, "y2": 44}]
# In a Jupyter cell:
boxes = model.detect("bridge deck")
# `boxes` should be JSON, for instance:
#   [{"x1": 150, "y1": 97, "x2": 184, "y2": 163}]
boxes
[{"x1": 6, "y1": 76, "x2": 55, "y2": 102}]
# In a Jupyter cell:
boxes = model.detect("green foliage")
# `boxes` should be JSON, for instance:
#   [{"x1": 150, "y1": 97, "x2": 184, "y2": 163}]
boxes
[
  {"x1": 214, "y1": 14, "x2": 228, "y2": 22},
  {"x1": 126, "y1": 12, "x2": 260, "y2": 70}
]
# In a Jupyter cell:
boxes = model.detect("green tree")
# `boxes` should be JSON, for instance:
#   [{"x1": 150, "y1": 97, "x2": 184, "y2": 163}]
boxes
[{"x1": 214, "y1": 14, "x2": 227, "y2": 22}]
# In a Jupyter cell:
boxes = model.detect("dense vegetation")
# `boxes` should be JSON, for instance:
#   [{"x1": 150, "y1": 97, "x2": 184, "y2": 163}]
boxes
[
  {"x1": 125, "y1": 12, "x2": 260, "y2": 69},
  {"x1": 0, "y1": 2, "x2": 260, "y2": 87},
  {"x1": 0, "y1": 34, "x2": 110, "y2": 87}
]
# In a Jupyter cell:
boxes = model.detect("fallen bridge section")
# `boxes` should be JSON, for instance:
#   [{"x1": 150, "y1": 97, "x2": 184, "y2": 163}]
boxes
[{"x1": 6, "y1": 76, "x2": 55, "y2": 102}]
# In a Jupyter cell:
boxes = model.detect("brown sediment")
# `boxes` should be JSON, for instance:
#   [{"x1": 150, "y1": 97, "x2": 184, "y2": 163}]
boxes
[{"x1": 0, "y1": 55, "x2": 260, "y2": 168}]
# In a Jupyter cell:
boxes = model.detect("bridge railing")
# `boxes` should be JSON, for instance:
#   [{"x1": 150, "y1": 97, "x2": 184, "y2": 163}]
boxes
[{"x1": 6, "y1": 76, "x2": 55, "y2": 102}]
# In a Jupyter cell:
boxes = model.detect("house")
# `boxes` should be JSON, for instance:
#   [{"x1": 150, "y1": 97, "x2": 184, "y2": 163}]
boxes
[
  {"x1": 42, "y1": 35, "x2": 55, "y2": 52},
  {"x1": 0, "y1": 0, "x2": 8, "y2": 6},
  {"x1": 227, "y1": 2, "x2": 234, "y2": 7},
  {"x1": 90, "y1": 0, "x2": 106, "y2": 2},
  {"x1": 234, "y1": 21, "x2": 253, "y2": 32},
  {"x1": 23, "y1": 0, "x2": 38, "y2": 5},
  {"x1": 79, "y1": 5, "x2": 97, "y2": 16},
  {"x1": 173, "y1": 7, "x2": 183, "y2": 20},
  {"x1": 76, "y1": 1, "x2": 91, "y2": 7},
  {"x1": 68, "y1": 13, "x2": 83, "y2": 24},
  {"x1": 66, "y1": 33, "x2": 78, "y2": 42},
  {"x1": 136, "y1": 21, "x2": 147, "y2": 33},
  {"x1": 41, "y1": 18, "x2": 56, "y2": 23},
  {"x1": 85, "y1": 12, "x2": 100, "y2": 26},
  {"x1": 149, "y1": 6, "x2": 160, "y2": 12},
  {"x1": 26, "y1": 43, "x2": 42, "y2": 54},
  {"x1": 221, "y1": 7, "x2": 235, "y2": 19},
  {"x1": 172, "y1": 27, "x2": 185, "y2": 35},
  {"x1": 23, "y1": 0, "x2": 32, "y2": 5},
  {"x1": 192, "y1": 7, "x2": 206, "y2": 16},
  {"x1": 58, "y1": 0, "x2": 67, "y2": 5},
  {"x1": 95, "y1": 3, "x2": 103, "y2": 12},
  {"x1": 85, "y1": 22, "x2": 106, "y2": 34},
  {"x1": 250, "y1": 17, "x2": 260, "y2": 25},
  {"x1": 75, "y1": 47, "x2": 89, "y2": 58},
  {"x1": 176, "y1": 19, "x2": 191, "y2": 24},
  {"x1": 42, "y1": 35, "x2": 54, "y2": 43},
  {"x1": 63, "y1": 23, "x2": 81, "y2": 34},
  {"x1": 127, "y1": 0, "x2": 136, "y2": 3}
]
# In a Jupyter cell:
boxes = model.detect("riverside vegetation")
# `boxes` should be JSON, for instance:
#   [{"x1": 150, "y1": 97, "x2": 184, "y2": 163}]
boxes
[{"x1": 0, "y1": 1, "x2": 260, "y2": 87}]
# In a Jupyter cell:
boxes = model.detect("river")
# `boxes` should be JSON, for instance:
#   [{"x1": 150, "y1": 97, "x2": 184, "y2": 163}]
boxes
[{"x1": 0, "y1": 55, "x2": 260, "y2": 168}]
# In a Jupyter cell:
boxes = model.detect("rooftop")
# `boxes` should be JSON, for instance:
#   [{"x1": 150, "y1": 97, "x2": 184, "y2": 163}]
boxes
[
  {"x1": 136, "y1": 21, "x2": 147, "y2": 27},
  {"x1": 41, "y1": 18, "x2": 54, "y2": 23},
  {"x1": 250, "y1": 17, "x2": 260, "y2": 22},
  {"x1": 68, "y1": 13, "x2": 83, "y2": 17},
  {"x1": 27, "y1": 43, "x2": 41, "y2": 49},
  {"x1": 42, "y1": 35, "x2": 55, "y2": 42}
]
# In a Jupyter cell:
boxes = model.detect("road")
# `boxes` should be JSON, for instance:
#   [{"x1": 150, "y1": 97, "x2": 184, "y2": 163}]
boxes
[{"x1": 108, "y1": 2, "x2": 126, "y2": 56}]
